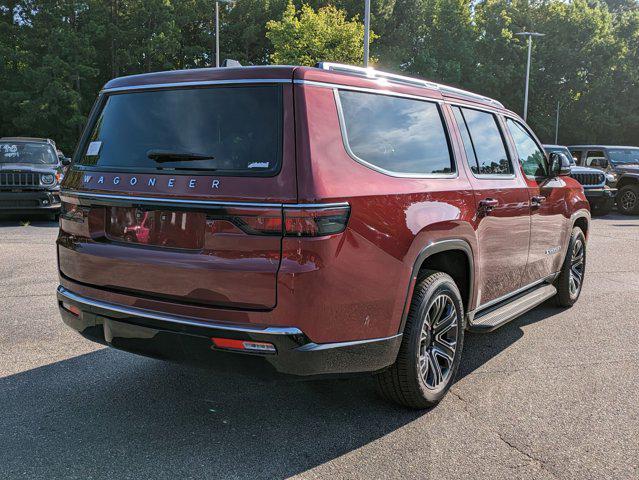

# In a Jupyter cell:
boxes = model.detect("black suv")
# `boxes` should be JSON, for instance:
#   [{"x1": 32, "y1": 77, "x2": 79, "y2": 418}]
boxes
[
  {"x1": 0, "y1": 137, "x2": 70, "y2": 218},
  {"x1": 569, "y1": 145, "x2": 639, "y2": 215},
  {"x1": 544, "y1": 145, "x2": 616, "y2": 216}
]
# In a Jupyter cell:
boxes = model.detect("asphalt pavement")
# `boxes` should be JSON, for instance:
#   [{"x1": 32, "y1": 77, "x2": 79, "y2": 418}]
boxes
[{"x1": 0, "y1": 213, "x2": 637, "y2": 479}]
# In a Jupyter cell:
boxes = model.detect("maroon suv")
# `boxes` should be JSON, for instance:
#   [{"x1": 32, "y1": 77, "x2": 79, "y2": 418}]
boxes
[{"x1": 57, "y1": 63, "x2": 590, "y2": 408}]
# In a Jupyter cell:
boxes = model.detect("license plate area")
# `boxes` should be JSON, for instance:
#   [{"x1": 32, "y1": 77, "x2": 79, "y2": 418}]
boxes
[{"x1": 105, "y1": 206, "x2": 205, "y2": 249}]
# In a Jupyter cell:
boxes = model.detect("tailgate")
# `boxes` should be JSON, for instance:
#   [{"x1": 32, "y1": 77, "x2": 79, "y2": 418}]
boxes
[
  {"x1": 58, "y1": 194, "x2": 285, "y2": 309},
  {"x1": 58, "y1": 80, "x2": 297, "y2": 310}
]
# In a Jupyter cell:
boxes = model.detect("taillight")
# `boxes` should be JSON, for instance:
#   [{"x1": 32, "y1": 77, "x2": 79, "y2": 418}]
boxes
[
  {"x1": 209, "y1": 204, "x2": 350, "y2": 237},
  {"x1": 210, "y1": 206, "x2": 282, "y2": 235},
  {"x1": 284, "y1": 205, "x2": 350, "y2": 237}
]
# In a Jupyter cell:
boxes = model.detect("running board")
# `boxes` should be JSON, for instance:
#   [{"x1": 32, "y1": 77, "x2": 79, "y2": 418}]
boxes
[{"x1": 468, "y1": 284, "x2": 557, "y2": 333}]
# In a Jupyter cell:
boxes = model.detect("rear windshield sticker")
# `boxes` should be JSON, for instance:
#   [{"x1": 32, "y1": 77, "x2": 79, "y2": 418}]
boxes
[
  {"x1": 248, "y1": 162, "x2": 269, "y2": 168},
  {"x1": 86, "y1": 141, "x2": 102, "y2": 156}
]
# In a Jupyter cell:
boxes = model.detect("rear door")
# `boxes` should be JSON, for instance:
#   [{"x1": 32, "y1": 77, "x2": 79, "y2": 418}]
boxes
[
  {"x1": 58, "y1": 82, "x2": 296, "y2": 310},
  {"x1": 450, "y1": 105, "x2": 531, "y2": 306},
  {"x1": 504, "y1": 118, "x2": 569, "y2": 284}
]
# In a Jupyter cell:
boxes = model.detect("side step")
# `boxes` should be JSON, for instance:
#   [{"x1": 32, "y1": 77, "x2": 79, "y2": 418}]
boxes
[{"x1": 468, "y1": 284, "x2": 557, "y2": 333}]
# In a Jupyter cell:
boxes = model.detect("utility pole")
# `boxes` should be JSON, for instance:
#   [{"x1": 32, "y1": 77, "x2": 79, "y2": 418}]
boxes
[
  {"x1": 555, "y1": 100, "x2": 560, "y2": 144},
  {"x1": 215, "y1": 1, "x2": 219, "y2": 67},
  {"x1": 515, "y1": 31, "x2": 545, "y2": 121},
  {"x1": 363, "y1": 0, "x2": 371, "y2": 67},
  {"x1": 215, "y1": 0, "x2": 235, "y2": 67}
]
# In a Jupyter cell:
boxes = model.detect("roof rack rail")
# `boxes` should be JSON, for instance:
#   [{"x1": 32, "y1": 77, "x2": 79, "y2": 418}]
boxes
[{"x1": 316, "y1": 62, "x2": 504, "y2": 109}]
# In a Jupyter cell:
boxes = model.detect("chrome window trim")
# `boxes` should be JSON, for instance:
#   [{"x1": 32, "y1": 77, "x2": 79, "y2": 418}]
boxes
[
  {"x1": 61, "y1": 190, "x2": 348, "y2": 209},
  {"x1": 333, "y1": 89, "x2": 458, "y2": 179},
  {"x1": 57, "y1": 286, "x2": 302, "y2": 336},
  {"x1": 297, "y1": 79, "x2": 442, "y2": 104},
  {"x1": 101, "y1": 78, "x2": 292, "y2": 94}
]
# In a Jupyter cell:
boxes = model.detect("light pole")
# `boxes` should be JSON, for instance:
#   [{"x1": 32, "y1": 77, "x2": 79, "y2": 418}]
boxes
[
  {"x1": 555, "y1": 100, "x2": 560, "y2": 144},
  {"x1": 515, "y1": 31, "x2": 545, "y2": 121},
  {"x1": 215, "y1": 0, "x2": 235, "y2": 67},
  {"x1": 363, "y1": 0, "x2": 371, "y2": 67}
]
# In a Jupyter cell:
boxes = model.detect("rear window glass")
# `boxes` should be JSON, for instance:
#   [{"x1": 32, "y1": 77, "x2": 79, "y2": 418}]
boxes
[
  {"x1": 337, "y1": 90, "x2": 454, "y2": 175},
  {"x1": 0, "y1": 142, "x2": 57, "y2": 165},
  {"x1": 78, "y1": 86, "x2": 282, "y2": 176}
]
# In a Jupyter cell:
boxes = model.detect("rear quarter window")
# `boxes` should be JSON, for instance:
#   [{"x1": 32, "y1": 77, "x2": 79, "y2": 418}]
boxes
[
  {"x1": 336, "y1": 90, "x2": 454, "y2": 176},
  {"x1": 78, "y1": 85, "x2": 283, "y2": 176}
]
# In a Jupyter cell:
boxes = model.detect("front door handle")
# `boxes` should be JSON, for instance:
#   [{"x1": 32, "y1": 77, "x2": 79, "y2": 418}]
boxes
[
  {"x1": 531, "y1": 195, "x2": 546, "y2": 207},
  {"x1": 478, "y1": 198, "x2": 499, "y2": 213}
]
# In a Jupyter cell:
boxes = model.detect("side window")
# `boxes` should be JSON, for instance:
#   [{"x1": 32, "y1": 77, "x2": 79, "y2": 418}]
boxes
[
  {"x1": 452, "y1": 106, "x2": 512, "y2": 175},
  {"x1": 570, "y1": 150, "x2": 583, "y2": 165},
  {"x1": 337, "y1": 90, "x2": 454, "y2": 175},
  {"x1": 585, "y1": 150, "x2": 607, "y2": 168},
  {"x1": 506, "y1": 119, "x2": 548, "y2": 178}
]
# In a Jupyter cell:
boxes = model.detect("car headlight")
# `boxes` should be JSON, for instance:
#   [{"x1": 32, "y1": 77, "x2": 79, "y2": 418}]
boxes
[
  {"x1": 605, "y1": 173, "x2": 617, "y2": 183},
  {"x1": 40, "y1": 174, "x2": 55, "y2": 185}
]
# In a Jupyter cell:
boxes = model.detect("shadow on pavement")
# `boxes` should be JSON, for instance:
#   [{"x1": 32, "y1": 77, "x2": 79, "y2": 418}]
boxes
[
  {"x1": 458, "y1": 302, "x2": 561, "y2": 379},
  {"x1": 0, "y1": 304, "x2": 561, "y2": 479}
]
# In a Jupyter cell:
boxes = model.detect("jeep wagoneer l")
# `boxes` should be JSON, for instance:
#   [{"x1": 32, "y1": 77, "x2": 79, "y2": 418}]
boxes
[{"x1": 57, "y1": 63, "x2": 589, "y2": 408}]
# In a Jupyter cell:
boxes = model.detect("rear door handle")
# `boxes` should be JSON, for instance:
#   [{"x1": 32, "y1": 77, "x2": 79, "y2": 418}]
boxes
[
  {"x1": 531, "y1": 195, "x2": 546, "y2": 207},
  {"x1": 478, "y1": 198, "x2": 499, "y2": 213}
]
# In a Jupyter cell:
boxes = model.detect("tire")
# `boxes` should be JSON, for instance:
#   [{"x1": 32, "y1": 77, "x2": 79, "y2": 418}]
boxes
[
  {"x1": 617, "y1": 184, "x2": 639, "y2": 215},
  {"x1": 590, "y1": 199, "x2": 612, "y2": 217},
  {"x1": 375, "y1": 270, "x2": 465, "y2": 409},
  {"x1": 554, "y1": 227, "x2": 586, "y2": 307}
]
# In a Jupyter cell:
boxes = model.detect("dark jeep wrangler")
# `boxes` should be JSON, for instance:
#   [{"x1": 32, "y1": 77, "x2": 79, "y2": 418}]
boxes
[
  {"x1": 0, "y1": 137, "x2": 70, "y2": 218},
  {"x1": 569, "y1": 145, "x2": 639, "y2": 215},
  {"x1": 544, "y1": 145, "x2": 616, "y2": 216}
]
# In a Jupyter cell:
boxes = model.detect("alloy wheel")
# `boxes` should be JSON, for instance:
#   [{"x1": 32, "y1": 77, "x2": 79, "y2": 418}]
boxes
[
  {"x1": 419, "y1": 294, "x2": 458, "y2": 389},
  {"x1": 621, "y1": 190, "x2": 637, "y2": 212},
  {"x1": 569, "y1": 238, "x2": 585, "y2": 297}
]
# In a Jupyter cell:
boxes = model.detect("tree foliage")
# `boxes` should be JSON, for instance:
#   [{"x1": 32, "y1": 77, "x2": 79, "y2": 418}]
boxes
[
  {"x1": 266, "y1": 2, "x2": 374, "y2": 66},
  {"x1": 1, "y1": 0, "x2": 638, "y2": 152}
]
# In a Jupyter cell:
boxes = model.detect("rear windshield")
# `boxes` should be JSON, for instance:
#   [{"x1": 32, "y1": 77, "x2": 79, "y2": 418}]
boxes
[
  {"x1": 0, "y1": 142, "x2": 57, "y2": 165},
  {"x1": 608, "y1": 148, "x2": 639, "y2": 165},
  {"x1": 78, "y1": 85, "x2": 283, "y2": 176}
]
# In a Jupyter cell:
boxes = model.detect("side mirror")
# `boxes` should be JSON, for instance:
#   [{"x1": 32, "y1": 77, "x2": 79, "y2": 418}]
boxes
[
  {"x1": 549, "y1": 152, "x2": 571, "y2": 177},
  {"x1": 61, "y1": 157, "x2": 72, "y2": 166}
]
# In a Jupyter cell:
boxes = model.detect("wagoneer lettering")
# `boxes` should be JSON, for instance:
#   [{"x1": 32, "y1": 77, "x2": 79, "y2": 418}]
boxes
[{"x1": 57, "y1": 63, "x2": 590, "y2": 408}]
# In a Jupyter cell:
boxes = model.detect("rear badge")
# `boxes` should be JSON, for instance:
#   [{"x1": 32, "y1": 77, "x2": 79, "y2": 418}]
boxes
[
  {"x1": 83, "y1": 174, "x2": 220, "y2": 189},
  {"x1": 545, "y1": 246, "x2": 561, "y2": 255}
]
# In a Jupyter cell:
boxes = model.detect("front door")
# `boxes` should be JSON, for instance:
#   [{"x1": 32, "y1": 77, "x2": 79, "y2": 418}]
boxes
[
  {"x1": 504, "y1": 118, "x2": 569, "y2": 285},
  {"x1": 450, "y1": 106, "x2": 531, "y2": 307}
]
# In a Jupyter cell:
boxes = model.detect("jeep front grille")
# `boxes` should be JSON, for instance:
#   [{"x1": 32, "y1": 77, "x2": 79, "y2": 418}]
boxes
[
  {"x1": 571, "y1": 172, "x2": 605, "y2": 186},
  {"x1": 0, "y1": 172, "x2": 41, "y2": 188}
]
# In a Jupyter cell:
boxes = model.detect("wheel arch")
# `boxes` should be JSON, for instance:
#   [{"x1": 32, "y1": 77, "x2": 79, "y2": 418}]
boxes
[
  {"x1": 616, "y1": 175, "x2": 639, "y2": 189},
  {"x1": 398, "y1": 239, "x2": 475, "y2": 334}
]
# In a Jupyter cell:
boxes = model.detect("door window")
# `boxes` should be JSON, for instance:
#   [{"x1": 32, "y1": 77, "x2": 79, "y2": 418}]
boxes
[
  {"x1": 506, "y1": 119, "x2": 548, "y2": 178},
  {"x1": 452, "y1": 106, "x2": 512, "y2": 176},
  {"x1": 338, "y1": 90, "x2": 454, "y2": 175}
]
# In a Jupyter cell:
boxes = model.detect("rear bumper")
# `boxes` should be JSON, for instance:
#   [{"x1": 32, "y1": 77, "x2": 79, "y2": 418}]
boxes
[
  {"x1": 0, "y1": 190, "x2": 61, "y2": 212},
  {"x1": 56, "y1": 286, "x2": 401, "y2": 377}
]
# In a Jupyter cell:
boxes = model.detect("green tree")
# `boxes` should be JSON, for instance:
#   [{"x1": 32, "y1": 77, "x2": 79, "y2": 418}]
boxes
[{"x1": 266, "y1": 2, "x2": 375, "y2": 66}]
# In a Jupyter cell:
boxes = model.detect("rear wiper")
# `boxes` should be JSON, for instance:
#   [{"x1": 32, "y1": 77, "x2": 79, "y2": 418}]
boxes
[{"x1": 147, "y1": 150, "x2": 216, "y2": 163}]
